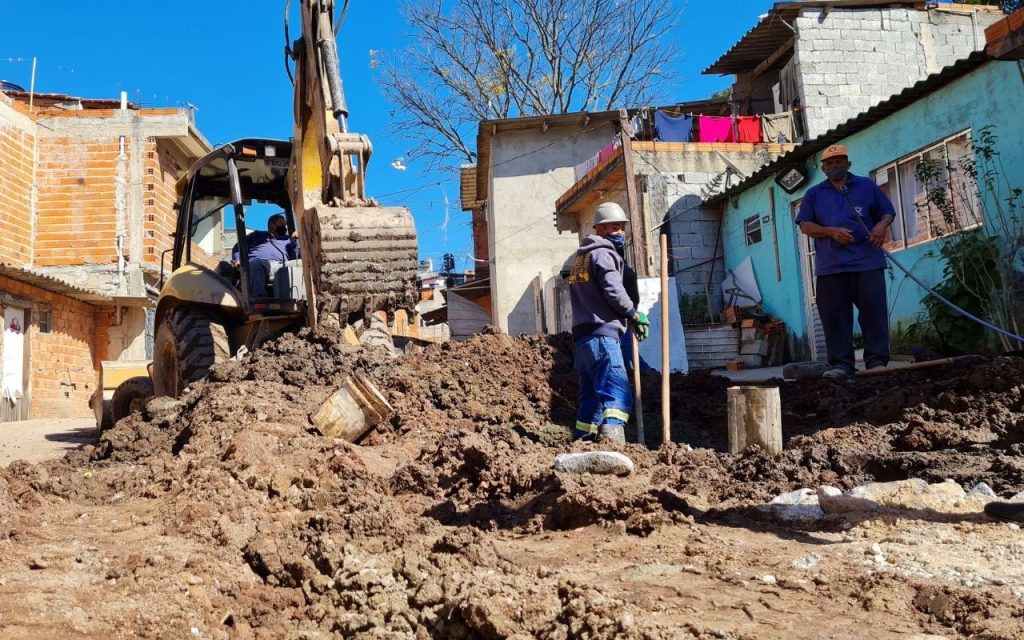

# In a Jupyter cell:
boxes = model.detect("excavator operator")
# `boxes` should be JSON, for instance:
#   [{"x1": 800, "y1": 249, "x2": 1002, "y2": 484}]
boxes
[{"x1": 231, "y1": 213, "x2": 300, "y2": 297}]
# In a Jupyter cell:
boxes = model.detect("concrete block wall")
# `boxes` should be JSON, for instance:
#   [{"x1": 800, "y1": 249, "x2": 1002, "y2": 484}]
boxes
[
  {"x1": 635, "y1": 147, "x2": 784, "y2": 321},
  {"x1": 794, "y1": 7, "x2": 1000, "y2": 138},
  {"x1": 0, "y1": 273, "x2": 108, "y2": 419},
  {"x1": 0, "y1": 99, "x2": 35, "y2": 265}
]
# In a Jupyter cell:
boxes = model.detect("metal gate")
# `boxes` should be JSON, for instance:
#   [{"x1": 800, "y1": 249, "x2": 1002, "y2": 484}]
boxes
[{"x1": 793, "y1": 201, "x2": 827, "y2": 361}]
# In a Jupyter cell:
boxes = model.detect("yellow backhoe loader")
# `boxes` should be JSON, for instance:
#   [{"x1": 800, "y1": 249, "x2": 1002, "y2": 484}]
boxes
[{"x1": 102, "y1": 0, "x2": 418, "y2": 419}]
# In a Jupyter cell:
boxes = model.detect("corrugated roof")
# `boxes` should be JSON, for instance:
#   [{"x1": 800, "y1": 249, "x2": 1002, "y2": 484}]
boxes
[
  {"x1": 704, "y1": 0, "x2": 924, "y2": 75},
  {"x1": 0, "y1": 263, "x2": 117, "y2": 305},
  {"x1": 705, "y1": 50, "x2": 992, "y2": 204}
]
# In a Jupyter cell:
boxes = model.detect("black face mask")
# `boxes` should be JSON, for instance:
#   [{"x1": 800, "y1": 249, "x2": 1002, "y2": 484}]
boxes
[{"x1": 271, "y1": 225, "x2": 288, "y2": 238}]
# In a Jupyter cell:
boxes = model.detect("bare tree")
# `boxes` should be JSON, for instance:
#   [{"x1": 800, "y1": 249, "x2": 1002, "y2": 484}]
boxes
[{"x1": 379, "y1": 0, "x2": 681, "y2": 169}]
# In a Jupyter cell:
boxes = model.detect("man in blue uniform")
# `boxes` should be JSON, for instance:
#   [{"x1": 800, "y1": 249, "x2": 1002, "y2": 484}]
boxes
[
  {"x1": 567, "y1": 202, "x2": 649, "y2": 442},
  {"x1": 232, "y1": 213, "x2": 300, "y2": 297},
  {"x1": 796, "y1": 144, "x2": 896, "y2": 378}
]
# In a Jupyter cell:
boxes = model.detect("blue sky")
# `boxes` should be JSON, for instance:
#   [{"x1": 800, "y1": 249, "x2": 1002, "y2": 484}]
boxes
[{"x1": 2, "y1": 1, "x2": 774, "y2": 272}]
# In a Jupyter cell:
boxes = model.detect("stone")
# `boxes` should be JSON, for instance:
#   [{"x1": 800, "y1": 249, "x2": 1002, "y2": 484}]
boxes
[
  {"x1": 762, "y1": 488, "x2": 824, "y2": 523},
  {"x1": 847, "y1": 478, "x2": 966, "y2": 511},
  {"x1": 817, "y1": 486, "x2": 880, "y2": 514},
  {"x1": 1008, "y1": 490, "x2": 1024, "y2": 504},
  {"x1": 967, "y1": 482, "x2": 996, "y2": 498},
  {"x1": 761, "y1": 575, "x2": 777, "y2": 586},
  {"x1": 553, "y1": 452, "x2": 634, "y2": 476}
]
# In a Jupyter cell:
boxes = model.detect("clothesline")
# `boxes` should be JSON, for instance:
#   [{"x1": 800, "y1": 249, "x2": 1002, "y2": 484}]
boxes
[{"x1": 652, "y1": 110, "x2": 796, "y2": 145}]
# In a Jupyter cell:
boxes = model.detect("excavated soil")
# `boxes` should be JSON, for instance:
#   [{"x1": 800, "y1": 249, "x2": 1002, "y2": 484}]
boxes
[{"x1": 3, "y1": 328, "x2": 1024, "y2": 638}]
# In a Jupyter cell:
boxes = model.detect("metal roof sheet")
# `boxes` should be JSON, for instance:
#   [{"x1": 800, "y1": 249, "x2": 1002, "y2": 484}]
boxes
[{"x1": 0, "y1": 263, "x2": 117, "y2": 305}]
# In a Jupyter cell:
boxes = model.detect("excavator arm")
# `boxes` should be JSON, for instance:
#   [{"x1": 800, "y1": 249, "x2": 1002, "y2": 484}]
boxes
[{"x1": 289, "y1": 0, "x2": 418, "y2": 325}]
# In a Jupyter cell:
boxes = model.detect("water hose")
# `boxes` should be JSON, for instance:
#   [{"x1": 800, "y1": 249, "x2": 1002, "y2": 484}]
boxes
[{"x1": 883, "y1": 249, "x2": 1024, "y2": 344}]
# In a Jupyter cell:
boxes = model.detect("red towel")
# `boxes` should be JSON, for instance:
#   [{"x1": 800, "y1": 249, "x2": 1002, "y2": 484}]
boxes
[{"x1": 737, "y1": 116, "x2": 762, "y2": 143}]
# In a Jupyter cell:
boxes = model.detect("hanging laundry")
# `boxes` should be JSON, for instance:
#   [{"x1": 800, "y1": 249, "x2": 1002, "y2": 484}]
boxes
[
  {"x1": 574, "y1": 152, "x2": 600, "y2": 181},
  {"x1": 597, "y1": 141, "x2": 616, "y2": 162},
  {"x1": 737, "y1": 116, "x2": 762, "y2": 143},
  {"x1": 761, "y1": 112, "x2": 795, "y2": 144},
  {"x1": 697, "y1": 116, "x2": 734, "y2": 143},
  {"x1": 629, "y1": 113, "x2": 644, "y2": 138},
  {"x1": 654, "y1": 110, "x2": 693, "y2": 142}
]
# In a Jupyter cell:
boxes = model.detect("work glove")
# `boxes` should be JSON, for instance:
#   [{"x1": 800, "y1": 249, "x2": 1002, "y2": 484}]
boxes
[{"x1": 630, "y1": 311, "x2": 650, "y2": 342}]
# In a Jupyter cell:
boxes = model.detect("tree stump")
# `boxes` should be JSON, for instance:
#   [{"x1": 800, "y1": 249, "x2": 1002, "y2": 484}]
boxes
[{"x1": 727, "y1": 386, "x2": 782, "y2": 455}]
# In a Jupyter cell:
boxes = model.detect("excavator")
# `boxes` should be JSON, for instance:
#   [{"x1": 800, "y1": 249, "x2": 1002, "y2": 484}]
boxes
[{"x1": 100, "y1": 0, "x2": 418, "y2": 420}]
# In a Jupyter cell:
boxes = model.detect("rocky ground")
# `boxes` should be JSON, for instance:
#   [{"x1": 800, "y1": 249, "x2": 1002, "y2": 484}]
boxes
[{"x1": 2, "y1": 326, "x2": 1024, "y2": 638}]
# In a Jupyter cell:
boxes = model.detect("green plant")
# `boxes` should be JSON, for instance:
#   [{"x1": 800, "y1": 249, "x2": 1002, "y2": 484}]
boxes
[
  {"x1": 914, "y1": 125, "x2": 1023, "y2": 354},
  {"x1": 888, "y1": 317, "x2": 944, "y2": 356},
  {"x1": 679, "y1": 292, "x2": 711, "y2": 325}
]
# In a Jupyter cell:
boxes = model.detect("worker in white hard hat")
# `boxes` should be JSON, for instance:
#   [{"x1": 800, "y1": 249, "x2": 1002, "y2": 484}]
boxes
[{"x1": 566, "y1": 202, "x2": 650, "y2": 443}]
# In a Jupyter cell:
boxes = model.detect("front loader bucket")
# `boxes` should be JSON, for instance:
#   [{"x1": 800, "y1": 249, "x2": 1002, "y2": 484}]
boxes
[{"x1": 301, "y1": 204, "x2": 418, "y2": 323}]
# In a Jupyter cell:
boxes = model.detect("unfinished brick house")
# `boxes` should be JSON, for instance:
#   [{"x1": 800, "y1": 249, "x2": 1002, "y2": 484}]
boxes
[{"x1": 0, "y1": 88, "x2": 209, "y2": 421}]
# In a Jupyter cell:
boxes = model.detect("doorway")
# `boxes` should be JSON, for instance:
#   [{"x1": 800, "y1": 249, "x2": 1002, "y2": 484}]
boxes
[{"x1": 1, "y1": 306, "x2": 29, "y2": 421}]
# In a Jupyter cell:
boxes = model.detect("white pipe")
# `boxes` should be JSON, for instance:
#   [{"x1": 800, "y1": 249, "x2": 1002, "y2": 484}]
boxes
[{"x1": 120, "y1": 91, "x2": 127, "y2": 111}]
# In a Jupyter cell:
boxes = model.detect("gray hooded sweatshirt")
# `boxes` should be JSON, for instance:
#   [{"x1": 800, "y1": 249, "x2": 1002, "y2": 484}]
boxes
[{"x1": 568, "y1": 234, "x2": 637, "y2": 340}]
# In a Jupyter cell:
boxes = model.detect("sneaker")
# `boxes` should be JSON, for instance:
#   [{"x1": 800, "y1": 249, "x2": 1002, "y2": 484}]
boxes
[
  {"x1": 822, "y1": 367, "x2": 852, "y2": 379},
  {"x1": 866, "y1": 363, "x2": 886, "y2": 371},
  {"x1": 598, "y1": 424, "x2": 626, "y2": 444},
  {"x1": 985, "y1": 501, "x2": 1024, "y2": 522}
]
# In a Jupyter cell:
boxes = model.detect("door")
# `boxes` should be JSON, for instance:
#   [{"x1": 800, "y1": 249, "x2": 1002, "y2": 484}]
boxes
[
  {"x1": 793, "y1": 201, "x2": 827, "y2": 362},
  {"x1": 1, "y1": 306, "x2": 28, "y2": 421}
]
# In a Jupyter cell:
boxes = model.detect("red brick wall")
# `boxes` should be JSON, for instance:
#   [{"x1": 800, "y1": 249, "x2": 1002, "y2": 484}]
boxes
[
  {"x1": 143, "y1": 141, "x2": 183, "y2": 269},
  {"x1": 0, "y1": 106, "x2": 35, "y2": 264},
  {"x1": 0, "y1": 274, "x2": 105, "y2": 419},
  {"x1": 472, "y1": 210, "x2": 489, "y2": 277},
  {"x1": 34, "y1": 135, "x2": 121, "y2": 266}
]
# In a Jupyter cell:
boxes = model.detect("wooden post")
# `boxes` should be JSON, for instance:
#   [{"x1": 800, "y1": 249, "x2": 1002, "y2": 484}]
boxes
[
  {"x1": 631, "y1": 333, "x2": 644, "y2": 447},
  {"x1": 619, "y1": 109, "x2": 649, "y2": 277},
  {"x1": 768, "y1": 186, "x2": 782, "y2": 281},
  {"x1": 660, "y1": 232, "x2": 670, "y2": 445},
  {"x1": 727, "y1": 386, "x2": 782, "y2": 455}
]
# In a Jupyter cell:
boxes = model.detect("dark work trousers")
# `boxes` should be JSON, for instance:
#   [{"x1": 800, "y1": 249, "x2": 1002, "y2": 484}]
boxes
[{"x1": 815, "y1": 268, "x2": 890, "y2": 373}]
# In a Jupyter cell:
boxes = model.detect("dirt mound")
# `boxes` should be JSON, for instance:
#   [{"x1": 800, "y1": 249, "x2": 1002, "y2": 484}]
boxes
[{"x1": 3, "y1": 331, "x2": 1024, "y2": 637}]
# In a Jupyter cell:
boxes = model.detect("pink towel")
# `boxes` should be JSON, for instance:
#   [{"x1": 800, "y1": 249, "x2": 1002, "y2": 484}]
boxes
[
  {"x1": 597, "y1": 142, "x2": 616, "y2": 162},
  {"x1": 697, "y1": 116, "x2": 735, "y2": 143}
]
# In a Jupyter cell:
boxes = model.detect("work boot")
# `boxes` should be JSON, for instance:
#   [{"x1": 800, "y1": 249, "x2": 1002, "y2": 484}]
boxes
[
  {"x1": 598, "y1": 423, "x2": 626, "y2": 444},
  {"x1": 984, "y1": 501, "x2": 1024, "y2": 522},
  {"x1": 822, "y1": 366, "x2": 852, "y2": 379}
]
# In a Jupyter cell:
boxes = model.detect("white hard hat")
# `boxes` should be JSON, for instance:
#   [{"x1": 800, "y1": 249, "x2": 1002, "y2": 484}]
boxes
[{"x1": 593, "y1": 202, "x2": 629, "y2": 227}]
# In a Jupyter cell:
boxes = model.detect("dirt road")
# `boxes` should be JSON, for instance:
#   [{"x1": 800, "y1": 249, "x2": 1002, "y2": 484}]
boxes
[{"x1": 0, "y1": 417, "x2": 96, "y2": 467}]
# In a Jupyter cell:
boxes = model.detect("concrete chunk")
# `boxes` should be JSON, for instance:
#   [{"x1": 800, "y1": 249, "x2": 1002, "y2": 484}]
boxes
[{"x1": 554, "y1": 451, "x2": 634, "y2": 476}]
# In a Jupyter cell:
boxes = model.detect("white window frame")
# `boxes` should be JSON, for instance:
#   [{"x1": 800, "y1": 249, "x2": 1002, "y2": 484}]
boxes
[
  {"x1": 743, "y1": 214, "x2": 763, "y2": 246},
  {"x1": 871, "y1": 129, "x2": 982, "y2": 253}
]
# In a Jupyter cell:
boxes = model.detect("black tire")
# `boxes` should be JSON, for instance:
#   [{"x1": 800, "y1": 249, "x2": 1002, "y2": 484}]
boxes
[
  {"x1": 152, "y1": 306, "x2": 230, "y2": 398},
  {"x1": 109, "y1": 376, "x2": 154, "y2": 427}
]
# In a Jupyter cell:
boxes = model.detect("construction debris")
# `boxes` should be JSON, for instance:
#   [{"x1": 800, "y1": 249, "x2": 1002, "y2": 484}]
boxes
[{"x1": 1, "y1": 329, "x2": 1024, "y2": 637}]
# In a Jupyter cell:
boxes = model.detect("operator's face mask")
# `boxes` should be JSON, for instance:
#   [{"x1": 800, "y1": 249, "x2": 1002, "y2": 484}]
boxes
[
  {"x1": 607, "y1": 234, "x2": 626, "y2": 251},
  {"x1": 271, "y1": 223, "x2": 288, "y2": 237}
]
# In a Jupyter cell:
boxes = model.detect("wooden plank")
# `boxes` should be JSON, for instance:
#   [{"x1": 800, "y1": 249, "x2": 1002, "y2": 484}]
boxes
[
  {"x1": 619, "y1": 110, "x2": 649, "y2": 276},
  {"x1": 752, "y1": 37, "x2": 795, "y2": 79}
]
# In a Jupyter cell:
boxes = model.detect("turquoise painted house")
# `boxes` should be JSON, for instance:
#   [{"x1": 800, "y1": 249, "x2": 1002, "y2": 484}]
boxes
[{"x1": 708, "y1": 52, "x2": 1024, "y2": 360}]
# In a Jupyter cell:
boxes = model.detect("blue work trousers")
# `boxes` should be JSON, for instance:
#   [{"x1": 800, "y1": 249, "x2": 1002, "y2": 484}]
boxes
[
  {"x1": 816, "y1": 268, "x2": 890, "y2": 373},
  {"x1": 574, "y1": 335, "x2": 632, "y2": 438}
]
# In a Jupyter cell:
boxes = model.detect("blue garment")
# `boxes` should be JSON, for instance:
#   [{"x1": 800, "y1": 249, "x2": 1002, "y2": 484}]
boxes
[
  {"x1": 574, "y1": 335, "x2": 632, "y2": 437},
  {"x1": 794, "y1": 174, "x2": 895, "y2": 276},
  {"x1": 654, "y1": 111, "x2": 693, "y2": 143},
  {"x1": 568, "y1": 235, "x2": 636, "y2": 340},
  {"x1": 231, "y1": 231, "x2": 299, "y2": 263},
  {"x1": 817, "y1": 269, "x2": 890, "y2": 372}
]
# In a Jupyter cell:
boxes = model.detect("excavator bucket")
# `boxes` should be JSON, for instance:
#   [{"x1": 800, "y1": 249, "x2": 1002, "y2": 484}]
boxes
[{"x1": 301, "y1": 204, "x2": 418, "y2": 322}]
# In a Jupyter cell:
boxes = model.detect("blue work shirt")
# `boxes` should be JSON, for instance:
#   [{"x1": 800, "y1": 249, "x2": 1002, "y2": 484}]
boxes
[
  {"x1": 231, "y1": 231, "x2": 300, "y2": 263},
  {"x1": 795, "y1": 173, "x2": 895, "y2": 276}
]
